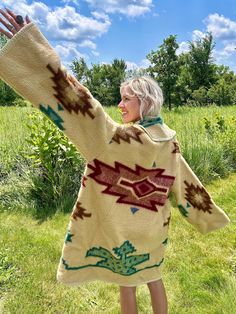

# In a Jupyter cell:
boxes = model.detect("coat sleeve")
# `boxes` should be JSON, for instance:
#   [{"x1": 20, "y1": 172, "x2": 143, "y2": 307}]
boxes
[
  {"x1": 0, "y1": 22, "x2": 117, "y2": 161},
  {"x1": 171, "y1": 150, "x2": 230, "y2": 234}
]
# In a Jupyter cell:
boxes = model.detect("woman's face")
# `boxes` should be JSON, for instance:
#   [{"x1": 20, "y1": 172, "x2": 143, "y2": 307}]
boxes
[{"x1": 118, "y1": 87, "x2": 140, "y2": 123}]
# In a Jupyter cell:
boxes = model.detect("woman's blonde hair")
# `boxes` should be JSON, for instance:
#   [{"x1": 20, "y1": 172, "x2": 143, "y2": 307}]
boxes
[{"x1": 120, "y1": 76, "x2": 163, "y2": 120}]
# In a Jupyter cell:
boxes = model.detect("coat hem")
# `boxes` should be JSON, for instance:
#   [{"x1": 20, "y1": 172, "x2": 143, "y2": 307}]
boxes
[{"x1": 57, "y1": 274, "x2": 162, "y2": 287}]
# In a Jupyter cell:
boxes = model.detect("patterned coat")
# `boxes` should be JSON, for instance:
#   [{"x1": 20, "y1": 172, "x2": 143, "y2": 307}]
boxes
[{"x1": 0, "y1": 23, "x2": 230, "y2": 287}]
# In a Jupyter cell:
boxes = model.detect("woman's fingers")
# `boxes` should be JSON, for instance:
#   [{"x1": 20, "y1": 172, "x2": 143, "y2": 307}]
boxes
[
  {"x1": 25, "y1": 15, "x2": 31, "y2": 24},
  {"x1": 0, "y1": 16, "x2": 16, "y2": 34},
  {"x1": 0, "y1": 25, "x2": 13, "y2": 39},
  {"x1": 0, "y1": 8, "x2": 31, "y2": 39},
  {"x1": 0, "y1": 8, "x2": 21, "y2": 31},
  {"x1": 5, "y1": 7, "x2": 17, "y2": 20}
]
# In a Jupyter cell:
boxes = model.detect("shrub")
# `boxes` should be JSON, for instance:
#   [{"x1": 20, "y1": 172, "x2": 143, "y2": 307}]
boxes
[
  {"x1": 12, "y1": 98, "x2": 32, "y2": 107},
  {"x1": 23, "y1": 110, "x2": 85, "y2": 214}
]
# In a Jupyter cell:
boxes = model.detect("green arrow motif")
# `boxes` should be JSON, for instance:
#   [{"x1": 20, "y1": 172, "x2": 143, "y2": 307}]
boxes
[
  {"x1": 178, "y1": 203, "x2": 190, "y2": 217},
  {"x1": 39, "y1": 103, "x2": 65, "y2": 130},
  {"x1": 62, "y1": 240, "x2": 164, "y2": 276}
]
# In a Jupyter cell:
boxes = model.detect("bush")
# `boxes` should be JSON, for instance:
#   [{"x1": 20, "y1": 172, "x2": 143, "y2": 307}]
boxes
[
  {"x1": 12, "y1": 98, "x2": 32, "y2": 107},
  {"x1": 23, "y1": 110, "x2": 85, "y2": 214},
  {"x1": 207, "y1": 79, "x2": 236, "y2": 106}
]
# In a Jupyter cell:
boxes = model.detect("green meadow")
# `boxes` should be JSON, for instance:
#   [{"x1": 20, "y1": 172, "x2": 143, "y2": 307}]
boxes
[{"x1": 0, "y1": 105, "x2": 236, "y2": 313}]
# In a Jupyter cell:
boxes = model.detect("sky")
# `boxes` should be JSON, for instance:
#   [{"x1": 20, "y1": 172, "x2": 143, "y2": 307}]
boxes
[{"x1": 1, "y1": 0, "x2": 236, "y2": 72}]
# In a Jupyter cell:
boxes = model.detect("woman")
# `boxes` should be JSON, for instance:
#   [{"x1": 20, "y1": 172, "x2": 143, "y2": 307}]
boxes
[{"x1": 0, "y1": 8, "x2": 230, "y2": 314}]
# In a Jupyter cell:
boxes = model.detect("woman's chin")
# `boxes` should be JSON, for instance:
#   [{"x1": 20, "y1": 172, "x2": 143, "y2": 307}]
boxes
[
  {"x1": 122, "y1": 115, "x2": 129, "y2": 123},
  {"x1": 123, "y1": 118, "x2": 131, "y2": 124}
]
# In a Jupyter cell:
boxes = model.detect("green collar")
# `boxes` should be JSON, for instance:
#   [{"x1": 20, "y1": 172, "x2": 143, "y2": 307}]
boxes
[{"x1": 138, "y1": 116, "x2": 164, "y2": 128}]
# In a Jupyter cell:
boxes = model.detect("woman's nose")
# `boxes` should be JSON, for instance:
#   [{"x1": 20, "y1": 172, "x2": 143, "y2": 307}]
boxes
[{"x1": 118, "y1": 101, "x2": 124, "y2": 108}]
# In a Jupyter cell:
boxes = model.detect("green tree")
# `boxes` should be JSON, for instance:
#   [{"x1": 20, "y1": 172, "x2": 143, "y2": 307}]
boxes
[
  {"x1": 207, "y1": 78, "x2": 236, "y2": 106},
  {"x1": 71, "y1": 58, "x2": 126, "y2": 106},
  {"x1": 147, "y1": 35, "x2": 179, "y2": 110},
  {"x1": 70, "y1": 57, "x2": 88, "y2": 83},
  {"x1": 0, "y1": 34, "x2": 22, "y2": 106},
  {"x1": 187, "y1": 33, "x2": 216, "y2": 91},
  {"x1": 192, "y1": 86, "x2": 208, "y2": 106},
  {"x1": 214, "y1": 64, "x2": 236, "y2": 85},
  {"x1": 174, "y1": 53, "x2": 192, "y2": 106},
  {"x1": 0, "y1": 33, "x2": 7, "y2": 48},
  {"x1": 0, "y1": 80, "x2": 20, "y2": 106},
  {"x1": 103, "y1": 59, "x2": 127, "y2": 105}
]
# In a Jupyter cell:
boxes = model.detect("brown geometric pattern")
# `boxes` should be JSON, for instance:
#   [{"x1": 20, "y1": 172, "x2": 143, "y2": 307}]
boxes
[
  {"x1": 163, "y1": 216, "x2": 171, "y2": 227},
  {"x1": 111, "y1": 126, "x2": 143, "y2": 144},
  {"x1": 47, "y1": 64, "x2": 95, "y2": 119},
  {"x1": 71, "y1": 201, "x2": 92, "y2": 220},
  {"x1": 81, "y1": 176, "x2": 87, "y2": 188},
  {"x1": 172, "y1": 142, "x2": 180, "y2": 154},
  {"x1": 184, "y1": 180, "x2": 213, "y2": 214},
  {"x1": 88, "y1": 159, "x2": 175, "y2": 212}
]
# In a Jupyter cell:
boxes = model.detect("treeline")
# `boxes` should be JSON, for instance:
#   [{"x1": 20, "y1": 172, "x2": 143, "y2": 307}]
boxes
[
  {"x1": 1, "y1": 32, "x2": 236, "y2": 109},
  {"x1": 147, "y1": 34, "x2": 236, "y2": 110}
]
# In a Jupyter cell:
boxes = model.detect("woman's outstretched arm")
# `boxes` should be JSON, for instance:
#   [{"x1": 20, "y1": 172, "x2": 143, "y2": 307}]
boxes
[
  {"x1": 0, "y1": 8, "x2": 117, "y2": 161},
  {"x1": 171, "y1": 147, "x2": 230, "y2": 234}
]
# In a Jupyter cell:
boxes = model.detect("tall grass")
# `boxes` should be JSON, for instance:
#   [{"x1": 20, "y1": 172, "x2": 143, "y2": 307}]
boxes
[
  {"x1": 0, "y1": 105, "x2": 235, "y2": 217},
  {"x1": 108, "y1": 105, "x2": 236, "y2": 182},
  {"x1": 0, "y1": 173, "x2": 235, "y2": 313},
  {"x1": 0, "y1": 105, "x2": 235, "y2": 313}
]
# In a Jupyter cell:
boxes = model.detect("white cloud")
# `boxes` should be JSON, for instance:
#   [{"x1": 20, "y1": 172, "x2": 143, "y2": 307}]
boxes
[
  {"x1": 125, "y1": 58, "x2": 150, "y2": 71},
  {"x1": 85, "y1": 0, "x2": 152, "y2": 17},
  {"x1": 91, "y1": 50, "x2": 100, "y2": 56},
  {"x1": 192, "y1": 30, "x2": 206, "y2": 41},
  {"x1": 91, "y1": 11, "x2": 110, "y2": 21},
  {"x1": 140, "y1": 58, "x2": 151, "y2": 68},
  {"x1": 176, "y1": 41, "x2": 190, "y2": 55},
  {"x1": 190, "y1": 13, "x2": 236, "y2": 64},
  {"x1": 204, "y1": 13, "x2": 236, "y2": 40},
  {"x1": 224, "y1": 42, "x2": 236, "y2": 54},
  {"x1": 79, "y1": 39, "x2": 97, "y2": 50},
  {"x1": 45, "y1": 6, "x2": 111, "y2": 41},
  {"x1": 125, "y1": 61, "x2": 139, "y2": 71},
  {"x1": 55, "y1": 42, "x2": 86, "y2": 60},
  {"x1": 1, "y1": 0, "x2": 114, "y2": 66},
  {"x1": 2, "y1": 0, "x2": 111, "y2": 41},
  {"x1": 61, "y1": 0, "x2": 80, "y2": 5}
]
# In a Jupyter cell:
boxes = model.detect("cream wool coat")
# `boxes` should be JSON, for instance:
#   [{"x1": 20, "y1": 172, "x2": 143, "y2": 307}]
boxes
[{"x1": 0, "y1": 23, "x2": 230, "y2": 287}]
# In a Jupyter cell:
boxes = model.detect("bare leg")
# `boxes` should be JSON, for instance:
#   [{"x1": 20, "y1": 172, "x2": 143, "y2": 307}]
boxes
[
  {"x1": 147, "y1": 279, "x2": 168, "y2": 314},
  {"x1": 119, "y1": 286, "x2": 137, "y2": 314}
]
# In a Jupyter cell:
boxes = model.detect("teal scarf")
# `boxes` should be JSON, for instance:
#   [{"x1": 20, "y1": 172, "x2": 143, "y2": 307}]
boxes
[{"x1": 138, "y1": 116, "x2": 163, "y2": 128}]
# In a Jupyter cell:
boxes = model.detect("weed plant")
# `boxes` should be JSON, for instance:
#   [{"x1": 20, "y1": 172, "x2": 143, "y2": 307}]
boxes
[{"x1": 0, "y1": 105, "x2": 235, "y2": 218}]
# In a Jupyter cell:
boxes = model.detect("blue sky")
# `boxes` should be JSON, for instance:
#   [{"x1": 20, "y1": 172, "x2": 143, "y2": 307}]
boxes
[{"x1": 2, "y1": 0, "x2": 236, "y2": 72}]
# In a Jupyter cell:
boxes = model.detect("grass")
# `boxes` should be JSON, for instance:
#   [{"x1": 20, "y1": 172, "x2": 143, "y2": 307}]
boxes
[
  {"x1": 0, "y1": 173, "x2": 235, "y2": 313},
  {"x1": 0, "y1": 105, "x2": 236, "y2": 313}
]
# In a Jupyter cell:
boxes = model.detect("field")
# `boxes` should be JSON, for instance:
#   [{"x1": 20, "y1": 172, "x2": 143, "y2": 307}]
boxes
[{"x1": 0, "y1": 105, "x2": 236, "y2": 313}]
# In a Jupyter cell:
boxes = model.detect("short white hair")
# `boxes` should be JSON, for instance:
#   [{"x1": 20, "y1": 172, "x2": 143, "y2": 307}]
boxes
[{"x1": 120, "y1": 76, "x2": 163, "y2": 120}]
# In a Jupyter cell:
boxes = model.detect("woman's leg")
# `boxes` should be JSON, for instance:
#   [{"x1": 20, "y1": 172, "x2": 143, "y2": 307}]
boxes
[
  {"x1": 119, "y1": 286, "x2": 138, "y2": 314},
  {"x1": 147, "y1": 279, "x2": 168, "y2": 314}
]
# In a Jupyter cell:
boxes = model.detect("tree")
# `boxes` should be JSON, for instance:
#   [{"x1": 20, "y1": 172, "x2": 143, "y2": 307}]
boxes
[
  {"x1": 71, "y1": 58, "x2": 126, "y2": 106},
  {"x1": 207, "y1": 79, "x2": 236, "y2": 106},
  {"x1": 192, "y1": 86, "x2": 208, "y2": 106},
  {"x1": 0, "y1": 80, "x2": 21, "y2": 105},
  {"x1": 214, "y1": 64, "x2": 236, "y2": 85},
  {"x1": 103, "y1": 59, "x2": 127, "y2": 105},
  {"x1": 187, "y1": 33, "x2": 216, "y2": 91},
  {"x1": 0, "y1": 34, "x2": 22, "y2": 105},
  {"x1": 70, "y1": 57, "x2": 88, "y2": 83},
  {"x1": 147, "y1": 35, "x2": 179, "y2": 110},
  {"x1": 174, "y1": 53, "x2": 192, "y2": 106},
  {"x1": 0, "y1": 33, "x2": 7, "y2": 48}
]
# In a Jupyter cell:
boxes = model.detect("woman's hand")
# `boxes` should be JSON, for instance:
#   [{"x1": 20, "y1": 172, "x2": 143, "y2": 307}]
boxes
[{"x1": 0, "y1": 8, "x2": 31, "y2": 39}]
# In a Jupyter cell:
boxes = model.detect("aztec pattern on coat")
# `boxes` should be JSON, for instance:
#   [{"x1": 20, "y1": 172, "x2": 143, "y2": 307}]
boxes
[{"x1": 0, "y1": 23, "x2": 230, "y2": 287}]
